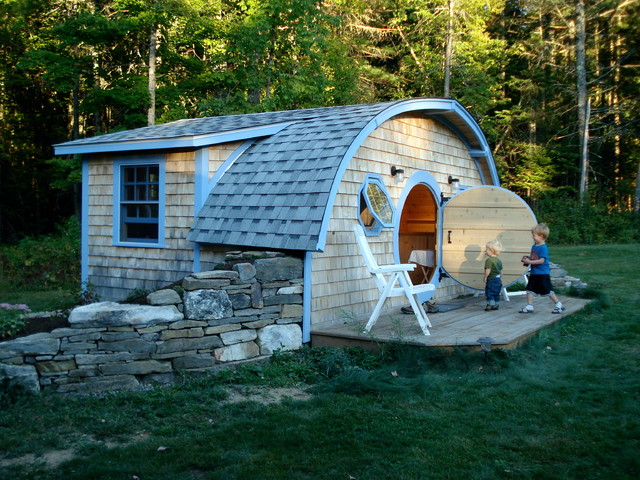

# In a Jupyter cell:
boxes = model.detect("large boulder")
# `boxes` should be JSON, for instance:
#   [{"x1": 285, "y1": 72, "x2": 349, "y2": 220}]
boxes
[{"x1": 69, "y1": 302, "x2": 183, "y2": 328}]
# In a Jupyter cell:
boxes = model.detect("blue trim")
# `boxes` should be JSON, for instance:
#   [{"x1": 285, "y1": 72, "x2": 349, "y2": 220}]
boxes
[
  {"x1": 192, "y1": 147, "x2": 208, "y2": 273},
  {"x1": 193, "y1": 243, "x2": 201, "y2": 273},
  {"x1": 54, "y1": 123, "x2": 291, "y2": 156},
  {"x1": 317, "y1": 97, "x2": 495, "y2": 251},
  {"x1": 112, "y1": 156, "x2": 166, "y2": 248},
  {"x1": 302, "y1": 252, "x2": 312, "y2": 343},
  {"x1": 81, "y1": 158, "x2": 89, "y2": 288},
  {"x1": 432, "y1": 113, "x2": 498, "y2": 185},
  {"x1": 192, "y1": 141, "x2": 254, "y2": 270},
  {"x1": 357, "y1": 174, "x2": 395, "y2": 236},
  {"x1": 207, "y1": 139, "x2": 254, "y2": 192},
  {"x1": 431, "y1": 113, "x2": 487, "y2": 184},
  {"x1": 394, "y1": 171, "x2": 441, "y2": 303},
  {"x1": 194, "y1": 148, "x2": 209, "y2": 217}
]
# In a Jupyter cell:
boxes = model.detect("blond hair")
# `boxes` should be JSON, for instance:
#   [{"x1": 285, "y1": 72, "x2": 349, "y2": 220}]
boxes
[
  {"x1": 531, "y1": 223, "x2": 550, "y2": 240},
  {"x1": 486, "y1": 240, "x2": 503, "y2": 256}
]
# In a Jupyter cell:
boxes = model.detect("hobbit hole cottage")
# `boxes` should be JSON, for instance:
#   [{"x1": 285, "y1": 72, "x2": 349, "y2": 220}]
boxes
[{"x1": 51, "y1": 98, "x2": 535, "y2": 345}]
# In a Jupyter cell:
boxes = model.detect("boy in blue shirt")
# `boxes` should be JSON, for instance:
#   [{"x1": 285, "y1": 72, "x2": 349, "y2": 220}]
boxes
[{"x1": 519, "y1": 223, "x2": 565, "y2": 314}]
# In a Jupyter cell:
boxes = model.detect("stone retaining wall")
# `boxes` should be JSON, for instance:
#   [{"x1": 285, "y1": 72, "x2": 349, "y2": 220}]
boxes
[{"x1": 0, "y1": 253, "x2": 304, "y2": 394}]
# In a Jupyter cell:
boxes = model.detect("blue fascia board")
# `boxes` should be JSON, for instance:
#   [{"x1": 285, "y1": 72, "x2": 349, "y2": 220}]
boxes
[
  {"x1": 468, "y1": 149, "x2": 487, "y2": 158},
  {"x1": 194, "y1": 147, "x2": 209, "y2": 218},
  {"x1": 54, "y1": 123, "x2": 292, "y2": 156},
  {"x1": 207, "y1": 139, "x2": 255, "y2": 192},
  {"x1": 81, "y1": 158, "x2": 90, "y2": 288},
  {"x1": 302, "y1": 251, "x2": 312, "y2": 343}
]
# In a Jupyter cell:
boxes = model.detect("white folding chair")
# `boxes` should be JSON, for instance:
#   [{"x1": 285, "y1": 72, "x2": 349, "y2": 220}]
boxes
[
  {"x1": 353, "y1": 224, "x2": 436, "y2": 336},
  {"x1": 502, "y1": 271, "x2": 529, "y2": 301}
]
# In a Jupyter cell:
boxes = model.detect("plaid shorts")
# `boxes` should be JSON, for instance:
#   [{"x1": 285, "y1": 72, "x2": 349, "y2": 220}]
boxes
[{"x1": 526, "y1": 274, "x2": 554, "y2": 296}]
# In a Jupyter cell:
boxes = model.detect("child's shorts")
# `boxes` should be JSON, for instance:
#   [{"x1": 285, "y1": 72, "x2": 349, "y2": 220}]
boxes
[{"x1": 526, "y1": 274, "x2": 554, "y2": 296}]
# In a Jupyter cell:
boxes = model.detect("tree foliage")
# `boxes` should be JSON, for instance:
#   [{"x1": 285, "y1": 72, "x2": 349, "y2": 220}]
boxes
[{"x1": 0, "y1": 0, "x2": 637, "y2": 243}]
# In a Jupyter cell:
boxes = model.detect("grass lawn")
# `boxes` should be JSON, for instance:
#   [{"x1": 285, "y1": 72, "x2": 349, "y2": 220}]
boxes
[
  {"x1": 0, "y1": 244, "x2": 639, "y2": 479},
  {"x1": 0, "y1": 288, "x2": 77, "y2": 314}
]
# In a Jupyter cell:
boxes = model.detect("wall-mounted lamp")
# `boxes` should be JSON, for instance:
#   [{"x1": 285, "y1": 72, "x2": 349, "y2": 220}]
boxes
[
  {"x1": 448, "y1": 175, "x2": 460, "y2": 193},
  {"x1": 391, "y1": 166, "x2": 405, "y2": 184}
]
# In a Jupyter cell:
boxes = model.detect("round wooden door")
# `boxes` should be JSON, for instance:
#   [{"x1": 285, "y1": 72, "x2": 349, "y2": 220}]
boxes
[{"x1": 441, "y1": 186, "x2": 536, "y2": 290}]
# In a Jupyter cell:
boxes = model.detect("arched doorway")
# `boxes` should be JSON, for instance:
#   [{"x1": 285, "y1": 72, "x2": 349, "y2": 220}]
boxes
[{"x1": 397, "y1": 181, "x2": 439, "y2": 287}]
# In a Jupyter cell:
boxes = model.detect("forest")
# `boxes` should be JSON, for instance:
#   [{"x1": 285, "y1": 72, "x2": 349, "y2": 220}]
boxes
[{"x1": 0, "y1": 0, "x2": 638, "y2": 243}]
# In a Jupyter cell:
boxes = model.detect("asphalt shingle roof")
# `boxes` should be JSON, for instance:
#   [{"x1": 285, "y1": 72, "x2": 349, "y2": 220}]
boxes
[{"x1": 54, "y1": 103, "x2": 375, "y2": 148}]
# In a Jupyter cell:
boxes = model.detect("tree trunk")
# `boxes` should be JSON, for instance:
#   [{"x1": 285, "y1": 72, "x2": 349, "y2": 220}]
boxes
[
  {"x1": 147, "y1": 27, "x2": 158, "y2": 126},
  {"x1": 73, "y1": 71, "x2": 80, "y2": 140},
  {"x1": 575, "y1": 0, "x2": 589, "y2": 200},
  {"x1": 444, "y1": 0, "x2": 454, "y2": 97}
]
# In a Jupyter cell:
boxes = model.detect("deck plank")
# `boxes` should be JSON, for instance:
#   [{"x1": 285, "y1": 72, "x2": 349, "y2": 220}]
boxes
[{"x1": 311, "y1": 294, "x2": 589, "y2": 350}]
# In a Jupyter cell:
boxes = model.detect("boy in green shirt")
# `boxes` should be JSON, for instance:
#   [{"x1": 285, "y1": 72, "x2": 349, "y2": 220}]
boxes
[{"x1": 483, "y1": 240, "x2": 503, "y2": 311}]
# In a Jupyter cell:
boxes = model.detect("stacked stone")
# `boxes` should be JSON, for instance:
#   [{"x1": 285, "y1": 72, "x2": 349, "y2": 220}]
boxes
[
  {"x1": 0, "y1": 254, "x2": 304, "y2": 394},
  {"x1": 549, "y1": 262, "x2": 588, "y2": 290}
]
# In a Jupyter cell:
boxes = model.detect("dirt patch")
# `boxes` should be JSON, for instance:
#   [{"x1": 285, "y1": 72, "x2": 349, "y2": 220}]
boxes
[
  {"x1": 0, "y1": 449, "x2": 76, "y2": 469},
  {"x1": 0, "y1": 312, "x2": 69, "y2": 342},
  {"x1": 223, "y1": 385, "x2": 312, "y2": 405},
  {"x1": 0, "y1": 433, "x2": 151, "y2": 470},
  {"x1": 0, "y1": 388, "x2": 311, "y2": 470}
]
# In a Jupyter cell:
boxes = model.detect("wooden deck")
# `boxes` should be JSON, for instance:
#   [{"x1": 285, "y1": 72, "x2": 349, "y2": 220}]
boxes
[{"x1": 311, "y1": 294, "x2": 589, "y2": 351}]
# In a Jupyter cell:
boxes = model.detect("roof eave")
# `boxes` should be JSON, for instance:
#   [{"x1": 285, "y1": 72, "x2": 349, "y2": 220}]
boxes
[{"x1": 53, "y1": 122, "x2": 292, "y2": 156}]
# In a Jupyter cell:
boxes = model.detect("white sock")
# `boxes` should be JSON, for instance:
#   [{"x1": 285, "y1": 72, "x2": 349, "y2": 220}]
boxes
[
  {"x1": 555, "y1": 302, "x2": 563, "y2": 308},
  {"x1": 525, "y1": 304, "x2": 534, "y2": 311}
]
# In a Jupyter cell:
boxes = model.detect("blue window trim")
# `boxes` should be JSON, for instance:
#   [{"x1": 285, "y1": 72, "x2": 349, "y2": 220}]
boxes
[
  {"x1": 357, "y1": 174, "x2": 395, "y2": 236},
  {"x1": 113, "y1": 156, "x2": 166, "y2": 248}
]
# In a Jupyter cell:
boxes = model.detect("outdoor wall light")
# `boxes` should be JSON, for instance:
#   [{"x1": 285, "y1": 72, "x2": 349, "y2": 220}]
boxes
[
  {"x1": 391, "y1": 166, "x2": 405, "y2": 183},
  {"x1": 448, "y1": 175, "x2": 460, "y2": 193}
]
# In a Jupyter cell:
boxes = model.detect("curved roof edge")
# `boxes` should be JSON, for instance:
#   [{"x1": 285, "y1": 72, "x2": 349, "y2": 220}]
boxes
[{"x1": 315, "y1": 97, "x2": 498, "y2": 251}]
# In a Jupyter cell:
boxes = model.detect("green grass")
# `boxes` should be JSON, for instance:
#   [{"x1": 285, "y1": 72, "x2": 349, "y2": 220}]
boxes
[
  {"x1": 0, "y1": 287, "x2": 77, "y2": 313},
  {"x1": 0, "y1": 244, "x2": 639, "y2": 479}
]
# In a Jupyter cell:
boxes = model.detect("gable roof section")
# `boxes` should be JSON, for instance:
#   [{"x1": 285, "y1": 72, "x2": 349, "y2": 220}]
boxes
[{"x1": 54, "y1": 98, "x2": 497, "y2": 252}]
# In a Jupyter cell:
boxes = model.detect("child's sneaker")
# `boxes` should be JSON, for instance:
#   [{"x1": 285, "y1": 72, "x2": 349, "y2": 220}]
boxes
[
  {"x1": 519, "y1": 305, "x2": 534, "y2": 314},
  {"x1": 551, "y1": 306, "x2": 566, "y2": 314}
]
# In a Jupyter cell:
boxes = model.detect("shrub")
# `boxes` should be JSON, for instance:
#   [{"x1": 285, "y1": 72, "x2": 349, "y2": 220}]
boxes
[
  {"x1": 211, "y1": 346, "x2": 385, "y2": 387},
  {"x1": 0, "y1": 216, "x2": 80, "y2": 290},
  {"x1": 0, "y1": 303, "x2": 31, "y2": 339},
  {"x1": 0, "y1": 377, "x2": 31, "y2": 407},
  {"x1": 533, "y1": 191, "x2": 640, "y2": 245}
]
